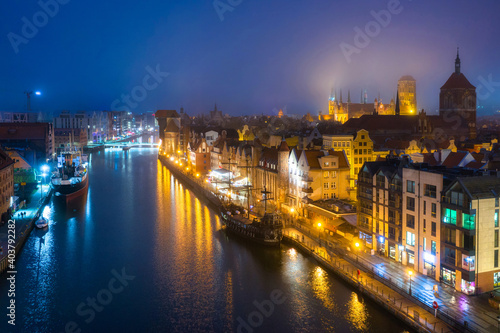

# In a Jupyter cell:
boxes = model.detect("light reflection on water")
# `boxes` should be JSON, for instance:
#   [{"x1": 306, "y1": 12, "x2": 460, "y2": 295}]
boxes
[{"x1": 0, "y1": 150, "x2": 413, "y2": 333}]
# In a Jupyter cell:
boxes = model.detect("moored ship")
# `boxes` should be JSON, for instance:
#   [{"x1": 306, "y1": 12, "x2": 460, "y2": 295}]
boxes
[
  {"x1": 51, "y1": 148, "x2": 89, "y2": 202},
  {"x1": 220, "y1": 208, "x2": 283, "y2": 246},
  {"x1": 219, "y1": 185, "x2": 283, "y2": 246}
]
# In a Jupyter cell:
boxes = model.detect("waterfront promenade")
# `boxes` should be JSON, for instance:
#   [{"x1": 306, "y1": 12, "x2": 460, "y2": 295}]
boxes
[
  {"x1": 284, "y1": 220, "x2": 500, "y2": 333},
  {"x1": 159, "y1": 155, "x2": 498, "y2": 332},
  {"x1": 0, "y1": 184, "x2": 51, "y2": 273}
]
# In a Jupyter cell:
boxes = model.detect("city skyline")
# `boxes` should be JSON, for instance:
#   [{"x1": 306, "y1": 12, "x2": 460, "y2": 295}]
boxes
[{"x1": 2, "y1": 0, "x2": 500, "y2": 116}]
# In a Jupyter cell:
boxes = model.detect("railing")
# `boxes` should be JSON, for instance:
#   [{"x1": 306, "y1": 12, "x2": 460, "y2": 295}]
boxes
[
  {"x1": 302, "y1": 176, "x2": 313, "y2": 182},
  {"x1": 286, "y1": 222, "x2": 478, "y2": 333}
]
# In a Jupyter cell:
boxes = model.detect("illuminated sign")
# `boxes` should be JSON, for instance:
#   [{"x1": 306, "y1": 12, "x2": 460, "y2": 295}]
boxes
[{"x1": 424, "y1": 252, "x2": 435, "y2": 265}]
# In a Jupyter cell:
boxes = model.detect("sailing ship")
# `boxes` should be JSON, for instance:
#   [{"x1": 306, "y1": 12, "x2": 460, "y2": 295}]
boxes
[
  {"x1": 218, "y1": 158, "x2": 283, "y2": 246},
  {"x1": 51, "y1": 147, "x2": 89, "y2": 202}
]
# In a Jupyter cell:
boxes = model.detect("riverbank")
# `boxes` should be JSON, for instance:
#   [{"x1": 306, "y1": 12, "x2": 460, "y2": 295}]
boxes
[
  {"x1": 282, "y1": 228, "x2": 453, "y2": 333},
  {"x1": 0, "y1": 187, "x2": 52, "y2": 274},
  {"x1": 158, "y1": 154, "x2": 222, "y2": 210},
  {"x1": 158, "y1": 154, "x2": 449, "y2": 332}
]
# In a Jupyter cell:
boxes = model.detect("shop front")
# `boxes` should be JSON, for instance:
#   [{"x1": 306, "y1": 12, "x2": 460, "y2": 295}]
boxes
[
  {"x1": 359, "y1": 232, "x2": 372, "y2": 248},
  {"x1": 441, "y1": 267, "x2": 456, "y2": 288},
  {"x1": 461, "y1": 279, "x2": 475, "y2": 295},
  {"x1": 423, "y1": 252, "x2": 437, "y2": 279},
  {"x1": 406, "y1": 249, "x2": 415, "y2": 268},
  {"x1": 377, "y1": 236, "x2": 386, "y2": 256}
]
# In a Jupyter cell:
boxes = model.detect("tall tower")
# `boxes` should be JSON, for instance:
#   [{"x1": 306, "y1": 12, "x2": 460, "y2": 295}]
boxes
[
  {"x1": 397, "y1": 75, "x2": 417, "y2": 115},
  {"x1": 439, "y1": 48, "x2": 477, "y2": 139}
]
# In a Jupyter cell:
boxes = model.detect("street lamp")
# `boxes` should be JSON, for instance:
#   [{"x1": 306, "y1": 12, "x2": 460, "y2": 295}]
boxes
[
  {"x1": 317, "y1": 222, "x2": 322, "y2": 245},
  {"x1": 40, "y1": 165, "x2": 49, "y2": 201},
  {"x1": 24, "y1": 90, "x2": 41, "y2": 111},
  {"x1": 408, "y1": 270, "x2": 413, "y2": 296},
  {"x1": 355, "y1": 242, "x2": 360, "y2": 262}
]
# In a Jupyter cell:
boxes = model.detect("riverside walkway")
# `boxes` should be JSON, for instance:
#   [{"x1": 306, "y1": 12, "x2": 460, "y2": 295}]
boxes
[
  {"x1": 0, "y1": 184, "x2": 51, "y2": 273},
  {"x1": 284, "y1": 220, "x2": 499, "y2": 333}
]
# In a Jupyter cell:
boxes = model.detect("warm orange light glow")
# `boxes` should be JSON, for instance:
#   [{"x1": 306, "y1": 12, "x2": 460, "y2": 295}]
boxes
[
  {"x1": 177, "y1": 150, "x2": 181, "y2": 154},
  {"x1": 408, "y1": 270, "x2": 413, "y2": 276},
  {"x1": 196, "y1": 173, "x2": 200, "y2": 178},
  {"x1": 291, "y1": 208, "x2": 295, "y2": 213},
  {"x1": 205, "y1": 179, "x2": 209, "y2": 183},
  {"x1": 179, "y1": 163, "x2": 183, "y2": 167},
  {"x1": 355, "y1": 242, "x2": 360, "y2": 248},
  {"x1": 317, "y1": 223, "x2": 321, "y2": 228}
]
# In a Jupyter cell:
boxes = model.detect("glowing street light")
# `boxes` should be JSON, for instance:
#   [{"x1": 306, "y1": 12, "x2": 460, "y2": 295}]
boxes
[
  {"x1": 354, "y1": 242, "x2": 360, "y2": 262},
  {"x1": 24, "y1": 90, "x2": 42, "y2": 111},
  {"x1": 317, "y1": 222, "x2": 322, "y2": 245}
]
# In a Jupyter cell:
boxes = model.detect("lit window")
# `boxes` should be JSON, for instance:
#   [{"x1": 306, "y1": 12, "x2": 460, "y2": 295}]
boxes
[
  {"x1": 406, "y1": 231, "x2": 415, "y2": 246},
  {"x1": 443, "y1": 208, "x2": 457, "y2": 225}
]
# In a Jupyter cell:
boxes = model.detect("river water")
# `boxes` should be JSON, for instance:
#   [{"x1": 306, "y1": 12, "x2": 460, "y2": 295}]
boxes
[{"x1": 0, "y1": 149, "x2": 412, "y2": 332}]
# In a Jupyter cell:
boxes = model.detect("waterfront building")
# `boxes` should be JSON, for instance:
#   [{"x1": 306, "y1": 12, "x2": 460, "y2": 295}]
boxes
[
  {"x1": 54, "y1": 128, "x2": 87, "y2": 148},
  {"x1": 5, "y1": 151, "x2": 32, "y2": 171},
  {"x1": 402, "y1": 166, "x2": 444, "y2": 282},
  {"x1": 0, "y1": 148, "x2": 14, "y2": 223},
  {"x1": 253, "y1": 140, "x2": 290, "y2": 210},
  {"x1": 323, "y1": 129, "x2": 376, "y2": 200},
  {"x1": 0, "y1": 112, "x2": 39, "y2": 123},
  {"x1": 155, "y1": 110, "x2": 181, "y2": 156},
  {"x1": 357, "y1": 158, "x2": 404, "y2": 258},
  {"x1": 397, "y1": 76, "x2": 417, "y2": 115},
  {"x1": 0, "y1": 122, "x2": 54, "y2": 164},
  {"x1": 188, "y1": 138, "x2": 212, "y2": 175},
  {"x1": 288, "y1": 148, "x2": 350, "y2": 216},
  {"x1": 441, "y1": 176, "x2": 500, "y2": 294}
]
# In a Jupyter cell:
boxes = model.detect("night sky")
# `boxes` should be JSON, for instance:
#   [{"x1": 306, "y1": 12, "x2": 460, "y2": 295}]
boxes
[{"x1": 2, "y1": 0, "x2": 500, "y2": 116}]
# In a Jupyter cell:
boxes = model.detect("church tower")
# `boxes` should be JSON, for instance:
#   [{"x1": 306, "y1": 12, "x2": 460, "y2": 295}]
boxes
[{"x1": 439, "y1": 48, "x2": 477, "y2": 139}]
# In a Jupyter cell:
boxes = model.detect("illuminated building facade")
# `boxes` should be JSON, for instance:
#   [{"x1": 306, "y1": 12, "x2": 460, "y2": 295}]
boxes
[
  {"x1": 0, "y1": 148, "x2": 14, "y2": 223},
  {"x1": 397, "y1": 75, "x2": 417, "y2": 115}
]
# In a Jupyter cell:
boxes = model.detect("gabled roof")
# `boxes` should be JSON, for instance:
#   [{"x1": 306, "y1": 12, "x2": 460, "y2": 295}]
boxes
[
  {"x1": 303, "y1": 150, "x2": 325, "y2": 169},
  {"x1": 0, "y1": 148, "x2": 14, "y2": 170},
  {"x1": 327, "y1": 151, "x2": 350, "y2": 168},
  {"x1": 260, "y1": 147, "x2": 278, "y2": 166},
  {"x1": 464, "y1": 161, "x2": 486, "y2": 170},
  {"x1": 164, "y1": 119, "x2": 179, "y2": 132},
  {"x1": 441, "y1": 152, "x2": 469, "y2": 168},
  {"x1": 155, "y1": 110, "x2": 180, "y2": 118},
  {"x1": 440, "y1": 73, "x2": 475, "y2": 90}
]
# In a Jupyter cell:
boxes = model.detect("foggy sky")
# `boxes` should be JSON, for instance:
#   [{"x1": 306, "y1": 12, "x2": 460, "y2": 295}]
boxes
[{"x1": 2, "y1": 0, "x2": 500, "y2": 116}]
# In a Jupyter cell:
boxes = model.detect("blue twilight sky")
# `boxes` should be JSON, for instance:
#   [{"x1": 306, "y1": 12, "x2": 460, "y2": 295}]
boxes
[{"x1": 1, "y1": 0, "x2": 500, "y2": 116}]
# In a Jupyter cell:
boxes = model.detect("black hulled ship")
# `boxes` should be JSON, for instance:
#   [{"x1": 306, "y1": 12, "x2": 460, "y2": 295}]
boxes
[{"x1": 51, "y1": 148, "x2": 89, "y2": 202}]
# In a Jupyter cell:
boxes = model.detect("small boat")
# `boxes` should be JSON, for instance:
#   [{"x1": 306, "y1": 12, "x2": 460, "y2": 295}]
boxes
[
  {"x1": 35, "y1": 217, "x2": 48, "y2": 229},
  {"x1": 123, "y1": 146, "x2": 131, "y2": 151}
]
